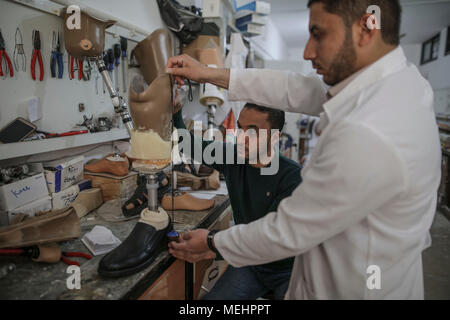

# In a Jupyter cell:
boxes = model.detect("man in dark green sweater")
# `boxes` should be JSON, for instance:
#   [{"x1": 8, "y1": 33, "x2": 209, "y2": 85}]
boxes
[{"x1": 174, "y1": 103, "x2": 302, "y2": 300}]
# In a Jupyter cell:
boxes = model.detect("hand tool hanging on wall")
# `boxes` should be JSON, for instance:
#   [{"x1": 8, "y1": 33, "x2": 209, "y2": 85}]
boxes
[
  {"x1": 102, "y1": 51, "x2": 107, "y2": 94},
  {"x1": 31, "y1": 30, "x2": 43, "y2": 81},
  {"x1": 50, "y1": 31, "x2": 63, "y2": 79},
  {"x1": 107, "y1": 48, "x2": 115, "y2": 88},
  {"x1": 69, "y1": 55, "x2": 82, "y2": 80},
  {"x1": 94, "y1": 68, "x2": 99, "y2": 95},
  {"x1": 0, "y1": 29, "x2": 14, "y2": 78},
  {"x1": 113, "y1": 43, "x2": 121, "y2": 92},
  {"x1": 120, "y1": 37, "x2": 128, "y2": 93},
  {"x1": 13, "y1": 27, "x2": 26, "y2": 72},
  {"x1": 82, "y1": 57, "x2": 92, "y2": 81}
]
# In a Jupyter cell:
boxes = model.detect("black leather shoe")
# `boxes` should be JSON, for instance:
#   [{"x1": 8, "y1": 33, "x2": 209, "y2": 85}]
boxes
[{"x1": 98, "y1": 219, "x2": 172, "y2": 278}]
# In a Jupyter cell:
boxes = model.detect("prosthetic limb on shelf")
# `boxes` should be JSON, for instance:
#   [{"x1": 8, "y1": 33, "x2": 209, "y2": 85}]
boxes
[{"x1": 92, "y1": 57, "x2": 134, "y2": 135}]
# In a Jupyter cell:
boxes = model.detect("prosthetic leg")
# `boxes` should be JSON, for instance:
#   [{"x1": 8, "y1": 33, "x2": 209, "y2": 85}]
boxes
[
  {"x1": 63, "y1": 12, "x2": 177, "y2": 277},
  {"x1": 62, "y1": 10, "x2": 133, "y2": 135},
  {"x1": 94, "y1": 57, "x2": 134, "y2": 134},
  {"x1": 98, "y1": 30, "x2": 178, "y2": 278}
]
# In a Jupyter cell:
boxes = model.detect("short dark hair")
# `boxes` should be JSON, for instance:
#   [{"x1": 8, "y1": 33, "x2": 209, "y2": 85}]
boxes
[
  {"x1": 243, "y1": 103, "x2": 285, "y2": 131},
  {"x1": 307, "y1": 0, "x2": 402, "y2": 45}
]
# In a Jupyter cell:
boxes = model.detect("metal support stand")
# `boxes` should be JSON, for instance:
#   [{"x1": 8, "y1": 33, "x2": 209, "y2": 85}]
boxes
[
  {"x1": 205, "y1": 104, "x2": 217, "y2": 141},
  {"x1": 92, "y1": 57, "x2": 134, "y2": 136},
  {"x1": 146, "y1": 173, "x2": 159, "y2": 212}
]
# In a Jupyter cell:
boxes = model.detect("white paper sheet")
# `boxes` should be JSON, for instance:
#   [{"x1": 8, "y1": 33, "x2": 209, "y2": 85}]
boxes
[{"x1": 27, "y1": 97, "x2": 42, "y2": 122}]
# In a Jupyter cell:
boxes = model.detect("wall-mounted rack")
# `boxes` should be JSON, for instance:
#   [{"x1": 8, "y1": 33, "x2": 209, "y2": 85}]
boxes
[{"x1": 0, "y1": 128, "x2": 129, "y2": 161}]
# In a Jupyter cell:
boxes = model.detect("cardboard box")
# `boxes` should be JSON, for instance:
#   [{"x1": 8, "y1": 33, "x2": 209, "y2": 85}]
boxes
[
  {"x1": 72, "y1": 188, "x2": 103, "y2": 218},
  {"x1": 4, "y1": 195, "x2": 53, "y2": 226},
  {"x1": 84, "y1": 171, "x2": 138, "y2": 206},
  {"x1": 51, "y1": 179, "x2": 91, "y2": 210},
  {"x1": 235, "y1": 1, "x2": 271, "y2": 16},
  {"x1": 203, "y1": 0, "x2": 223, "y2": 18},
  {"x1": 235, "y1": 13, "x2": 267, "y2": 28},
  {"x1": 44, "y1": 156, "x2": 84, "y2": 193},
  {"x1": 0, "y1": 172, "x2": 50, "y2": 211},
  {"x1": 182, "y1": 35, "x2": 221, "y2": 60}
]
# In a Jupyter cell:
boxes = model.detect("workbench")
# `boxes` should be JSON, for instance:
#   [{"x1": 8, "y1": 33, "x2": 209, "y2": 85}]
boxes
[{"x1": 0, "y1": 195, "x2": 231, "y2": 300}]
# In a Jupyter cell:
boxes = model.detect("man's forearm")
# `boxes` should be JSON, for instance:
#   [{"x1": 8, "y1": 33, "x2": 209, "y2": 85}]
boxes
[{"x1": 201, "y1": 68, "x2": 230, "y2": 90}]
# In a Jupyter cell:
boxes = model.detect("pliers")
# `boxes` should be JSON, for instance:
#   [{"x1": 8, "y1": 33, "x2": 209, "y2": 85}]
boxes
[
  {"x1": 69, "y1": 55, "x2": 83, "y2": 80},
  {"x1": 50, "y1": 31, "x2": 63, "y2": 79},
  {"x1": 60, "y1": 251, "x2": 92, "y2": 266},
  {"x1": 0, "y1": 29, "x2": 14, "y2": 78},
  {"x1": 31, "y1": 30, "x2": 44, "y2": 81},
  {"x1": 0, "y1": 247, "x2": 92, "y2": 267}
]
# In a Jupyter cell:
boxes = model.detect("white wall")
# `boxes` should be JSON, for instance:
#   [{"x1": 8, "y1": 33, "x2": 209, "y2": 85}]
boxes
[
  {"x1": 250, "y1": 17, "x2": 290, "y2": 61},
  {"x1": 74, "y1": 0, "x2": 164, "y2": 33},
  {"x1": 0, "y1": 0, "x2": 165, "y2": 164},
  {"x1": 409, "y1": 27, "x2": 450, "y2": 115},
  {"x1": 402, "y1": 44, "x2": 422, "y2": 67},
  {"x1": 419, "y1": 27, "x2": 450, "y2": 91}
]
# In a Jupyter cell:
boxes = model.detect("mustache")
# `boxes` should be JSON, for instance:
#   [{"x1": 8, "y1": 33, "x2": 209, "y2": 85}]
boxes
[{"x1": 312, "y1": 61, "x2": 322, "y2": 69}]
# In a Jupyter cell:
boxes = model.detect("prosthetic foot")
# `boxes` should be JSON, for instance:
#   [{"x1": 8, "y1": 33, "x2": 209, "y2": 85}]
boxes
[
  {"x1": 84, "y1": 153, "x2": 129, "y2": 176},
  {"x1": 161, "y1": 191, "x2": 215, "y2": 211},
  {"x1": 98, "y1": 208, "x2": 172, "y2": 278}
]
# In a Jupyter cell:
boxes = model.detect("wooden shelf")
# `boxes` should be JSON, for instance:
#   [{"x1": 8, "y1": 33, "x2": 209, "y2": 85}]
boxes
[{"x1": 0, "y1": 128, "x2": 130, "y2": 161}]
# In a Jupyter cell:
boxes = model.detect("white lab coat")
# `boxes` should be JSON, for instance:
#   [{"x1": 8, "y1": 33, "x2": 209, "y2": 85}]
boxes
[{"x1": 214, "y1": 47, "x2": 442, "y2": 299}]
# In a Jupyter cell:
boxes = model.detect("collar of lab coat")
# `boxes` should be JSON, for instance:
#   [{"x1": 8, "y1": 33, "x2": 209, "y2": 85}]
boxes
[{"x1": 322, "y1": 46, "x2": 407, "y2": 126}]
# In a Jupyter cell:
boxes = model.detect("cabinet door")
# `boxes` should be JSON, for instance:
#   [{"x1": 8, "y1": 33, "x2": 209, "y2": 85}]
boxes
[
  {"x1": 138, "y1": 259, "x2": 185, "y2": 300},
  {"x1": 194, "y1": 209, "x2": 232, "y2": 299}
]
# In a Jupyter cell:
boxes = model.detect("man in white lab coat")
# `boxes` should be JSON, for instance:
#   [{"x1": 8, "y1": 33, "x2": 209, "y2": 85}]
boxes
[{"x1": 167, "y1": 0, "x2": 441, "y2": 299}]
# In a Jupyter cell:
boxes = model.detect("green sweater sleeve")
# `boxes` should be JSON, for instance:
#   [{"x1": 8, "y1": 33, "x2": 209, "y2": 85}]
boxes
[{"x1": 173, "y1": 109, "x2": 228, "y2": 174}]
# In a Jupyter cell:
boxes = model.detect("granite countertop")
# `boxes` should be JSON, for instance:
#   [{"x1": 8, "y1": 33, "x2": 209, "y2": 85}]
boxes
[{"x1": 0, "y1": 195, "x2": 230, "y2": 300}]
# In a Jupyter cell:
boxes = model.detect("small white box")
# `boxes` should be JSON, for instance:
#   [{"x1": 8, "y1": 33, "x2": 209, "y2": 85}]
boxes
[
  {"x1": 6, "y1": 195, "x2": 53, "y2": 225},
  {"x1": 235, "y1": 1, "x2": 270, "y2": 16},
  {"x1": 51, "y1": 179, "x2": 91, "y2": 210},
  {"x1": 0, "y1": 173, "x2": 50, "y2": 211},
  {"x1": 203, "y1": 0, "x2": 223, "y2": 18},
  {"x1": 237, "y1": 23, "x2": 264, "y2": 35},
  {"x1": 235, "y1": 13, "x2": 267, "y2": 28},
  {"x1": 44, "y1": 156, "x2": 84, "y2": 193}
]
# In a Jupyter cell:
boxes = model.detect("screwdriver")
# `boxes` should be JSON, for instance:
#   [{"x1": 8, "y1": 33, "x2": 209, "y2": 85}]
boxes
[
  {"x1": 120, "y1": 37, "x2": 128, "y2": 93},
  {"x1": 102, "y1": 51, "x2": 108, "y2": 94},
  {"x1": 107, "y1": 48, "x2": 115, "y2": 90},
  {"x1": 113, "y1": 43, "x2": 121, "y2": 93}
]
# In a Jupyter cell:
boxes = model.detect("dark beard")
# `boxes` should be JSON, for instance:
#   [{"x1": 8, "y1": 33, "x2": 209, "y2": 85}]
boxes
[{"x1": 324, "y1": 30, "x2": 357, "y2": 86}]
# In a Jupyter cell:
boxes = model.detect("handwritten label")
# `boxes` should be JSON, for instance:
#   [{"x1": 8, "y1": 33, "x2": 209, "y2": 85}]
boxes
[
  {"x1": 67, "y1": 165, "x2": 78, "y2": 173},
  {"x1": 64, "y1": 176, "x2": 78, "y2": 184},
  {"x1": 10, "y1": 186, "x2": 31, "y2": 199}
]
